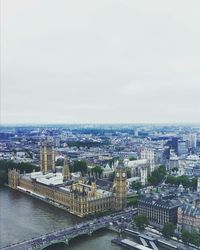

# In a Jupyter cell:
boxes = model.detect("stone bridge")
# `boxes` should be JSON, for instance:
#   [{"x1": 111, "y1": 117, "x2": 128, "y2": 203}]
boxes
[{"x1": 1, "y1": 209, "x2": 137, "y2": 250}]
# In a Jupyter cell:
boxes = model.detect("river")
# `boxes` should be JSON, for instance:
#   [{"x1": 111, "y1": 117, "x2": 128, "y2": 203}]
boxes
[
  {"x1": 0, "y1": 187, "x2": 168, "y2": 250},
  {"x1": 0, "y1": 187, "x2": 123, "y2": 249}
]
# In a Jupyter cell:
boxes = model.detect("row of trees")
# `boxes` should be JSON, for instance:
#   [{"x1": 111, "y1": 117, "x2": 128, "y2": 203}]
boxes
[
  {"x1": 148, "y1": 165, "x2": 166, "y2": 186},
  {"x1": 72, "y1": 160, "x2": 88, "y2": 174},
  {"x1": 90, "y1": 166, "x2": 103, "y2": 178},
  {"x1": 133, "y1": 214, "x2": 200, "y2": 248},
  {"x1": 182, "y1": 230, "x2": 200, "y2": 246},
  {"x1": 133, "y1": 215, "x2": 175, "y2": 237},
  {"x1": 127, "y1": 196, "x2": 138, "y2": 207},
  {"x1": 131, "y1": 181, "x2": 142, "y2": 190},
  {"x1": 165, "y1": 175, "x2": 197, "y2": 189},
  {"x1": 67, "y1": 141, "x2": 101, "y2": 149},
  {"x1": 56, "y1": 159, "x2": 88, "y2": 175},
  {"x1": 161, "y1": 224, "x2": 200, "y2": 247},
  {"x1": 56, "y1": 159, "x2": 104, "y2": 178},
  {"x1": 0, "y1": 158, "x2": 106, "y2": 185},
  {"x1": 0, "y1": 160, "x2": 39, "y2": 186}
]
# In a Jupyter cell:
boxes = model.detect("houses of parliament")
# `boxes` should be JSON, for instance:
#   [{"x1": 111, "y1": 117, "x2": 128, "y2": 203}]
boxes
[{"x1": 8, "y1": 140, "x2": 127, "y2": 217}]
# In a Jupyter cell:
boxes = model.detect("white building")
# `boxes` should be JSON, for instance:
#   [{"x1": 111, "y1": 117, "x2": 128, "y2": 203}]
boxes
[
  {"x1": 140, "y1": 148, "x2": 155, "y2": 173},
  {"x1": 187, "y1": 133, "x2": 197, "y2": 149},
  {"x1": 124, "y1": 159, "x2": 148, "y2": 185}
]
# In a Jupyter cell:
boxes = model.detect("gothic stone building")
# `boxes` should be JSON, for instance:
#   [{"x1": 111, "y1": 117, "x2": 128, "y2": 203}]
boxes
[{"x1": 8, "y1": 165, "x2": 127, "y2": 217}]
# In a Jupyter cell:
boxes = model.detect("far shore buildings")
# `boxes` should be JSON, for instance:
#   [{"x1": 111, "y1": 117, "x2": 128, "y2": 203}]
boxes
[{"x1": 8, "y1": 140, "x2": 128, "y2": 217}]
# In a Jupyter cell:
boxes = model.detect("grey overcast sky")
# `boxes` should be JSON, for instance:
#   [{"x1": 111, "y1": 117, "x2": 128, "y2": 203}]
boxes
[{"x1": 1, "y1": 0, "x2": 200, "y2": 124}]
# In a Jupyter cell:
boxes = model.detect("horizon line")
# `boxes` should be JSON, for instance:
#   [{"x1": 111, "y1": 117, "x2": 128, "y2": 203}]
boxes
[{"x1": 1, "y1": 122, "x2": 200, "y2": 126}]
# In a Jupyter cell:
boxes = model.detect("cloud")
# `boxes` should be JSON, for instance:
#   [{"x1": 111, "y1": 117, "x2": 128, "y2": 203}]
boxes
[{"x1": 1, "y1": 0, "x2": 200, "y2": 124}]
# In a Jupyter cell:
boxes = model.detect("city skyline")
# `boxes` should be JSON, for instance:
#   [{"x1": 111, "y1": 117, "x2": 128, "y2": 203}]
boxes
[{"x1": 1, "y1": 0, "x2": 200, "y2": 124}]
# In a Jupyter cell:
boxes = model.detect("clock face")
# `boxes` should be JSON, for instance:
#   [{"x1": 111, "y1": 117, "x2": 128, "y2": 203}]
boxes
[
  {"x1": 122, "y1": 173, "x2": 126, "y2": 177},
  {"x1": 116, "y1": 173, "x2": 120, "y2": 177}
]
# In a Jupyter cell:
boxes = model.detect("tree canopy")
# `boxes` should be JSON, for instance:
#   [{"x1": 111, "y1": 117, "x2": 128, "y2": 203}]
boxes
[
  {"x1": 133, "y1": 215, "x2": 148, "y2": 230},
  {"x1": 165, "y1": 175, "x2": 197, "y2": 189},
  {"x1": 67, "y1": 141, "x2": 101, "y2": 149},
  {"x1": 126, "y1": 169, "x2": 131, "y2": 178},
  {"x1": 55, "y1": 158, "x2": 64, "y2": 166},
  {"x1": 131, "y1": 181, "x2": 142, "y2": 191},
  {"x1": 162, "y1": 223, "x2": 175, "y2": 238},
  {"x1": 0, "y1": 160, "x2": 39, "y2": 186},
  {"x1": 182, "y1": 230, "x2": 200, "y2": 247},
  {"x1": 92, "y1": 166, "x2": 103, "y2": 178},
  {"x1": 127, "y1": 196, "x2": 138, "y2": 207},
  {"x1": 129, "y1": 157, "x2": 137, "y2": 161},
  {"x1": 72, "y1": 160, "x2": 88, "y2": 175},
  {"x1": 148, "y1": 165, "x2": 166, "y2": 186}
]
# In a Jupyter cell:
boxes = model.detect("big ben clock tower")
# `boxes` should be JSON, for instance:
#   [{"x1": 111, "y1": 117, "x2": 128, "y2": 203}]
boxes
[{"x1": 115, "y1": 164, "x2": 127, "y2": 210}]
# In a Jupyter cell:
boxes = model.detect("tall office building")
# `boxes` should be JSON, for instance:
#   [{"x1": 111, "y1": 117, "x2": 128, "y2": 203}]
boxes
[
  {"x1": 188, "y1": 133, "x2": 197, "y2": 149},
  {"x1": 40, "y1": 139, "x2": 55, "y2": 172},
  {"x1": 177, "y1": 140, "x2": 188, "y2": 156}
]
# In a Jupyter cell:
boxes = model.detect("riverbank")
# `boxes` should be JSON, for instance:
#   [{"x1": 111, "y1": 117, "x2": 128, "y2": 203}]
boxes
[
  {"x1": 5, "y1": 184, "x2": 71, "y2": 212},
  {"x1": 0, "y1": 187, "x2": 83, "y2": 248}
]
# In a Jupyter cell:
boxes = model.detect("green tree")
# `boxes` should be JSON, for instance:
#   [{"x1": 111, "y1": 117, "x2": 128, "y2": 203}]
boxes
[
  {"x1": 0, "y1": 170, "x2": 7, "y2": 186},
  {"x1": 178, "y1": 175, "x2": 190, "y2": 188},
  {"x1": 0, "y1": 160, "x2": 39, "y2": 186},
  {"x1": 126, "y1": 169, "x2": 131, "y2": 178},
  {"x1": 73, "y1": 160, "x2": 87, "y2": 175},
  {"x1": 182, "y1": 230, "x2": 192, "y2": 245},
  {"x1": 131, "y1": 181, "x2": 142, "y2": 190},
  {"x1": 181, "y1": 230, "x2": 200, "y2": 247},
  {"x1": 127, "y1": 196, "x2": 138, "y2": 207},
  {"x1": 191, "y1": 178, "x2": 197, "y2": 190},
  {"x1": 166, "y1": 175, "x2": 177, "y2": 185},
  {"x1": 166, "y1": 175, "x2": 197, "y2": 189},
  {"x1": 172, "y1": 167, "x2": 178, "y2": 172},
  {"x1": 92, "y1": 166, "x2": 103, "y2": 178},
  {"x1": 133, "y1": 215, "x2": 148, "y2": 230},
  {"x1": 148, "y1": 165, "x2": 166, "y2": 186},
  {"x1": 129, "y1": 157, "x2": 137, "y2": 161},
  {"x1": 162, "y1": 223, "x2": 176, "y2": 238},
  {"x1": 55, "y1": 158, "x2": 64, "y2": 166}
]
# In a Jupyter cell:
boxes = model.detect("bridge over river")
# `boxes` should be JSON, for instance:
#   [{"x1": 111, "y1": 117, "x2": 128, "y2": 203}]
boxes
[{"x1": 1, "y1": 209, "x2": 137, "y2": 250}]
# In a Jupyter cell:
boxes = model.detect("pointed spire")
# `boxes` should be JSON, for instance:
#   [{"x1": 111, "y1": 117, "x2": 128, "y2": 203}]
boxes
[{"x1": 62, "y1": 156, "x2": 70, "y2": 180}]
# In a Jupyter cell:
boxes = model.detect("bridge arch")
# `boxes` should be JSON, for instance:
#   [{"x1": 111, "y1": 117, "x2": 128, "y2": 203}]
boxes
[
  {"x1": 91, "y1": 226, "x2": 107, "y2": 234},
  {"x1": 68, "y1": 232, "x2": 90, "y2": 243},
  {"x1": 41, "y1": 240, "x2": 68, "y2": 249}
]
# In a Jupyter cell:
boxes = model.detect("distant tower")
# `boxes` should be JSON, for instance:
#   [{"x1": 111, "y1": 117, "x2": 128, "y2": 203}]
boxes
[
  {"x1": 197, "y1": 177, "x2": 200, "y2": 192},
  {"x1": 8, "y1": 169, "x2": 20, "y2": 189},
  {"x1": 62, "y1": 157, "x2": 70, "y2": 180},
  {"x1": 40, "y1": 139, "x2": 55, "y2": 172},
  {"x1": 115, "y1": 164, "x2": 127, "y2": 210}
]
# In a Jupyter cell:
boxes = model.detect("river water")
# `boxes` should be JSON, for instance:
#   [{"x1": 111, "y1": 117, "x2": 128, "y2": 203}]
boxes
[
  {"x1": 0, "y1": 188, "x2": 122, "y2": 249},
  {"x1": 0, "y1": 187, "x2": 167, "y2": 250}
]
